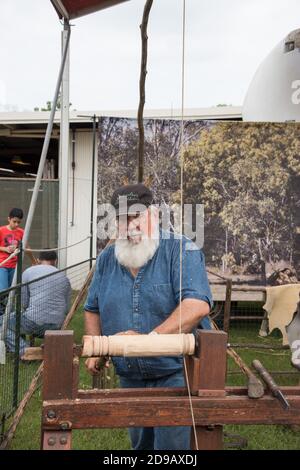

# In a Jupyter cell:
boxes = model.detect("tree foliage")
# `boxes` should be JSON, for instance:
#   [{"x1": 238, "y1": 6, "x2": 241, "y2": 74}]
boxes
[
  {"x1": 98, "y1": 117, "x2": 209, "y2": 205},
  {"x1": 177, "y1": 122, "x2": 300, "y2": 276},
  {"x1": 97, "y1": 118, "x2": 300, "y2": 278}
]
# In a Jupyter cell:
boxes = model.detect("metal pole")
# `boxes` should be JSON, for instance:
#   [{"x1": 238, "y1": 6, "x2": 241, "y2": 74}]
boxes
[
  {"x1": 0, "y1": 21, "x2": 71, "y2": 363},
  {"x1": 12, "y1": 242, "x2": 23, "y2": 408},
  {"x1": 58, "y1": 18, "x2": 71, "y2": 269},
  {"x1": 90, "y1": 115, "x2": 97, "y2": 269},
  {"x1": 23, "y1": 21, "x2": 71, "y2": 256},
  {"x1": 71, "y1": 129, "x2": 76, "y2": 226}
]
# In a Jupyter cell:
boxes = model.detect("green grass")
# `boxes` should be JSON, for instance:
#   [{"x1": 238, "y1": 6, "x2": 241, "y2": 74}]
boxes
[
  {"x1": 4, "y1": 311, "x2": 300, "y2": 450},
  {"x1": 0, "y1": 350, "x2": 40, "y2": 420}
]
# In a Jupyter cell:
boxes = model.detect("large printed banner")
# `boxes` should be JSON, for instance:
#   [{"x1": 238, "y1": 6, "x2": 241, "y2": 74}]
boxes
[{"x1": 97, "y1": 118, "x2": 300, "y2": 293}]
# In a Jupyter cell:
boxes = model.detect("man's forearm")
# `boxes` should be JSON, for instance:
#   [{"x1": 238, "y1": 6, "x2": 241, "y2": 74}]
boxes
[
  {"x1": 84, "y1": 311, "x2": 101, "y2": 335},
  {"x1": 153, "y1": 298, "x2": 210, "y2": 334},
  {"x1": 25, "y1": 246, "x2": 37, "y2": 265}
]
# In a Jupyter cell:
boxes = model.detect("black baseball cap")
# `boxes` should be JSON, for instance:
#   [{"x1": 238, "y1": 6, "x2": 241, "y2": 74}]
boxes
[{"x1": 111, "y1": 184, "x2": 153, "y2": 216}]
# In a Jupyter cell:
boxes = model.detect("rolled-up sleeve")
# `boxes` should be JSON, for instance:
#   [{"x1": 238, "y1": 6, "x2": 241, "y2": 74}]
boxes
[
  {"x1": 84, "y1": 257, "x2": 101, "y2": 313},
  {"x1": 171, "y1": 239, "x2": 213, "y2": 308}
]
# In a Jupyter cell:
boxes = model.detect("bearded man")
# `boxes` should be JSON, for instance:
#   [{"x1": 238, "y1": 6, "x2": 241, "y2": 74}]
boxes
[{"x1": 84, "y1": 184, "x2": 212, "y2": 450}]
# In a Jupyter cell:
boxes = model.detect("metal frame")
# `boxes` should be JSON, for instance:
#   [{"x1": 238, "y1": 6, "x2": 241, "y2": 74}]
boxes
[{"x1": 0, "y1": 22, "x2": 71, "y2": 363}]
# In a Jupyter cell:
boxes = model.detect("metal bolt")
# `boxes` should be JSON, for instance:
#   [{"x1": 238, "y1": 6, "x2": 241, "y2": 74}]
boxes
[
  {"x1": 48, "y1": 437, "x2": 56, "y2": 446},
  {"x1": 47, "y1": 410, "x2": 56, "y2": 419},
  {"x1": 60, "y1": 436, "x2": 68, "y2": 445},
  {"x1": 60, "y1": 422, "x2": 69, "y2": 430}
]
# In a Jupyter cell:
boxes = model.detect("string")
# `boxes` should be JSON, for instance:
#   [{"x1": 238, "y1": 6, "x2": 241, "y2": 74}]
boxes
[{"x1": 179, "y1": 0, "x2": 199, "y2": 450}]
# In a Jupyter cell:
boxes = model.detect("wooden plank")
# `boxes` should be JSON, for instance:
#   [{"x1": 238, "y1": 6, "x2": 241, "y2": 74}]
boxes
[
  {"x1": 231, "y1": 286, "x2": 266, "y2": 292},
  {"x1": 42, "y1": 395, "x2": 300, "y2": 428},
  {"x1": 76, "y1": 386, "x2": 300, "y2": 399},
  {"x1": 190, "y1": 330, "x2": 227, "y2": 450},
  {"x1": 193, "y1": 426, "x2": 223, "y2": 450},
  {"x1": 225, "y1": 386, "x2": 300, "y2": 396},
  {"x1": 77, "y1": 386, "x2": 300, "y2": 400},
  {"x1": 42, "y1": 331, "x2": 75, "y2": 400},
  {"x1": 77, "y1": 387, "x2": 188, "y2": 399},
  {"x1": 72, "y1": 357, "x2": 79, "y2": 399},
  {"x1": 42, "y1": 331, "x2": 75, "y2": 450},
  {"x1": 188, "y1": 330, "x2": 227, "y2": 392},
  {"x1": 211, "y1": 284, "x2": 265, "y2": 302},
  {"x1": 185, "y1": 356, "x2": 201, "y2": 395}
]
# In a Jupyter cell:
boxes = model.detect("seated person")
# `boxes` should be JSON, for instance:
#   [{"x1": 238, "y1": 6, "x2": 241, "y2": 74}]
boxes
[{"x1": 0, "y1": 250, "x2": 71, "y2": 357}]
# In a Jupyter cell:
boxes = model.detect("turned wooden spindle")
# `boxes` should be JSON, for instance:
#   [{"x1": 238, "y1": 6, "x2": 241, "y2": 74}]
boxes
[{"x1": 82, "y1": 333, "x2": 195, "y2": 357}]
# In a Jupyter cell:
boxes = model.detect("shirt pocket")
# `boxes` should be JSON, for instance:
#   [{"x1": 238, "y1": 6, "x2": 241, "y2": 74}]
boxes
[{"x1": 150, "y1": 283, "x2": 177, "y2": 319}]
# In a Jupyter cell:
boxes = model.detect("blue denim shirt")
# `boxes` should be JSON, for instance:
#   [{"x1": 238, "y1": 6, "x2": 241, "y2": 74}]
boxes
[{"x1": 85, "y1": 230, "x2": 213, "y2": 379}]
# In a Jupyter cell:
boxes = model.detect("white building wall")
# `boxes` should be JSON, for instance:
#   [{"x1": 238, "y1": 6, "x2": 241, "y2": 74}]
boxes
[{"x1": 66, "y1": 129, "x2": 97, "y2": 286}]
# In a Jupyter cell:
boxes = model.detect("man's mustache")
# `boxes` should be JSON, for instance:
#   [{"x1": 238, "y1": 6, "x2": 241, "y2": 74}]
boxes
[{"x1": 127, "y1": 230, "x2": 143, "y2": 238}]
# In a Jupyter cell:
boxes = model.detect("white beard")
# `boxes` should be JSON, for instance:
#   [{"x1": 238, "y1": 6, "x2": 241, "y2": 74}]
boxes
[{"x1": 115, "y1": 236, "x2": 159, "y2": 269}]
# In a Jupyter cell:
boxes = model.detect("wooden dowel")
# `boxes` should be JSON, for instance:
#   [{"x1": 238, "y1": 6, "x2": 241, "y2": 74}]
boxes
[{"x1": 82, "y1": 334, "x2": 195, "y2": 357}]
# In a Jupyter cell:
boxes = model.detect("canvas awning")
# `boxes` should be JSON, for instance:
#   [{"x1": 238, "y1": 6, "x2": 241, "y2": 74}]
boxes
[{"x1": 51, "y1": 0, "x2": 129, "y2": 19}]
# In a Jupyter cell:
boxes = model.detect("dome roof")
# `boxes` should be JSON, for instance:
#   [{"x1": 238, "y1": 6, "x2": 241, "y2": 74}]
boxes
[{"x1": 243, "y1": 29, "x2": 300, "y2": 122}]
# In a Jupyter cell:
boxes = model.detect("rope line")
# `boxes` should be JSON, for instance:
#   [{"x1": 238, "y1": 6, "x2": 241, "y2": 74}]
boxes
[
  {"x1": 0, "y1": 236, "x2": 90, "y2": 266},
  {"x1": 23, "y1": 235, "x2": 91, "y2": 253},
  {"x1": 178, "y1": 0, "x2": 199, "y2": 450},
  {"x1": 179, "y1": 0, "x2": 186, "y2": 335}
]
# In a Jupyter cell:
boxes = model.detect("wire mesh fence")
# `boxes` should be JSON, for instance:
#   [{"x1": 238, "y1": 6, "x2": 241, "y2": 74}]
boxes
[{"x1": 0, "y1": 257, "x2": 93, "y2": 443}]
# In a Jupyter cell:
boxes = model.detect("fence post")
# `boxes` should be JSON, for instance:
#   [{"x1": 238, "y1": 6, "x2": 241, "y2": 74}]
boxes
[
  {"x1": 223, "y1": 279, "x2": 232, "y2": 333},
  {"x1": 41, "y1": 330, "x2": 74, "y2": 450},
  {"x1": 12, "y1": 243, "x2": 23, "y2": 409},
  {"x1": 186, "y1": 329, "x2": 228, "y2": 450}
]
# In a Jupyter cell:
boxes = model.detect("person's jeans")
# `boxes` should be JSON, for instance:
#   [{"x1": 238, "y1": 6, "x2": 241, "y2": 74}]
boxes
[
  {"x1": 119, "y1": 370, "x2": 190, "y2": 450},
  {"x1": 0, "y1": 313, "x2": 58, "y2": 356},
  {"x1": 0, "y1": 267, "x2": 15, "y2": 290},
  {"x1": 0, "y1": 267, "x2": 15, "y2": 315}
]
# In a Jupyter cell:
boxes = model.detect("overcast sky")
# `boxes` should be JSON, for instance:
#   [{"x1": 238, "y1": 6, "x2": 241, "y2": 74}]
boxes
[{"x1": 0, "y1": 0, "x2": 300, "y2": 112}]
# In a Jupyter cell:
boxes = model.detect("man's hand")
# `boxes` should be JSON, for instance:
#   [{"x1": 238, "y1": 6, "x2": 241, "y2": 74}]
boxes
[{"x1": 85, "y1": 356, "x2": 110, "y2": 375}]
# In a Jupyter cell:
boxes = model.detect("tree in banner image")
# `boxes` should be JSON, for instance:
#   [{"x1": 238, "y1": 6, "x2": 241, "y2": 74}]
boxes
[{"x1": 178, "y1": 122, "x2": 300, "y2": 282}]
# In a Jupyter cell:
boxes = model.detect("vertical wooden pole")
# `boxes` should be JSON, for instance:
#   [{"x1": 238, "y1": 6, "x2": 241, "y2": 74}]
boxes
[
  {"x1": 223, "y1": 279, "x2": 232, "y2": 333},
  {"x1": 137, "y1": 0, "x2": 153, "y2": 182},
  {"x1": 41, "y1": 331, "x2": 75, "y2": 450},
  {"x1": 186, "y1": 329, "x2": 227, "y2": 450}
]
